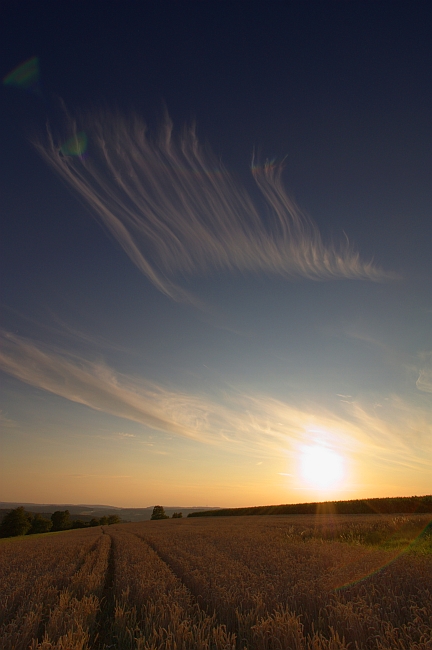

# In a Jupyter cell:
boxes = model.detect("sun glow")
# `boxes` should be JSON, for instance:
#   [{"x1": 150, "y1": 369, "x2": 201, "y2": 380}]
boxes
[{"x1": 300, "y1": 445, "x2": 345, "y2": 489}]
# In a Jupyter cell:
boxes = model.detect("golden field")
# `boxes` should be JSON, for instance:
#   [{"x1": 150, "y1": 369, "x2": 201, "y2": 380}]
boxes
[{"x1": 1, "y1": 514, "x2": 431, "y2": 649}]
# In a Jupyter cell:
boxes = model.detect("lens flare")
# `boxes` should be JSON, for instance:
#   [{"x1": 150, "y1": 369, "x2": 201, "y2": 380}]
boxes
[
  {"x1": 3, "y1": 57, "x2": 40, "y2": 92},
  {"x1": 60, "y1": 132, "x2": 87, "y2": 157}
]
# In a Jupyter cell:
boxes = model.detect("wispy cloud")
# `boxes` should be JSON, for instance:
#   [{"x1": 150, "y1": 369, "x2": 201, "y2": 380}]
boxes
[
  {"x1": 36, "y1": 113, "x2": 395, "y2": 303},
  {"x1": 0, "y1": 330, "x2": 195, "y2": 440},
  {"x1": 91, "y1": 432, "x2": 137, "y2": 441},
  {"x1": 0, "y1": 330, "x2": 429, "y2": 475},
  {"x1": 0, "y1": 410, "x2": 18, "y2": 429},
  {"x1": 68, "y1": 474, "x2": 131, "y2": 479},
  {"x1": 344, "y1": 395, "x2": 432, "y2": 469},
  {"x1": 416, "y1": 351, "x2": 432, "y2": 393}
]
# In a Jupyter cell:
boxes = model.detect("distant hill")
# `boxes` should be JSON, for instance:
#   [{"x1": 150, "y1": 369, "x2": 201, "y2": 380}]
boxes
[
  {"x1": 188, "y1": 495, "x2": 432, "y2": 518},
  {"x1": 0, "y1": 503, "x2": 220, "y2": 523}
]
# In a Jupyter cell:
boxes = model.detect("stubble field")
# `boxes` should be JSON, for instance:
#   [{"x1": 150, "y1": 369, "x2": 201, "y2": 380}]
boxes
[{"x1": 1, "y1": 514, "x2": 431, "y2": 650}]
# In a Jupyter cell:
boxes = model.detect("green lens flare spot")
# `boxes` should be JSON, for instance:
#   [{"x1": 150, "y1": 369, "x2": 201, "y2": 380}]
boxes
[
  {"x1": 60, "y1": 132, "x2": 88, "y2": 157},
  {"x1": 3, "y1": 57, "x2": 40, "y2": 89}
]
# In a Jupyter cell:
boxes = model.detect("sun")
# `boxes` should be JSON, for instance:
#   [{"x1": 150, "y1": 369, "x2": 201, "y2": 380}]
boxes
[{"x1": 300, "y1": 445, "x2": 345, "y2": 489}]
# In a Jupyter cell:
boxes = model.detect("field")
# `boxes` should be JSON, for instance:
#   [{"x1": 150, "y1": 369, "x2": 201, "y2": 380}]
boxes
[{"x1": 1, "y1": 515, "x2": 431, "y2": 650}]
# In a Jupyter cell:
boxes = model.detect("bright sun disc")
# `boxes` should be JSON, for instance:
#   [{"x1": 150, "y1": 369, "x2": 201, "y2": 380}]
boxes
[{"x1": 300, "y1": 445, "x2": 345, "y2": 488}]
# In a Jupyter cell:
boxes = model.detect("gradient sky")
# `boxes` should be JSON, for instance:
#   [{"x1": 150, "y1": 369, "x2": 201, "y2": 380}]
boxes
[{"x1": 0, "y1": 1, "x2": 431, "y2": 508}]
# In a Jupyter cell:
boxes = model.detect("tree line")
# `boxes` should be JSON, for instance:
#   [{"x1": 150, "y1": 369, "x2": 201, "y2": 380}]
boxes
[
  {"x1": 188, "y1": 495, "x2": 432, "y2": 518},
  {"x1": 0, "y1": 507, "x2": 121, "y2": 538},
  {"x1": 0, "y1": 505, "x2": 182, "y2": 536}
]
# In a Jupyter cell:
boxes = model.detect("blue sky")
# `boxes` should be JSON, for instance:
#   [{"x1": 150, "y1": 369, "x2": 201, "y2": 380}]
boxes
[{"x1": 0, "y1": 1, "x2": 430, "y2": 507}]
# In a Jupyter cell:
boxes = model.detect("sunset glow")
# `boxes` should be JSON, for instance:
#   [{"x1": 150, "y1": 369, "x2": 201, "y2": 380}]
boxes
[
  {"x1": 300, "y1": 445, "x2": 345, "y2": 490},
  {"x1": 1, "y1": 3, "x2": 430, "y2": 509}
]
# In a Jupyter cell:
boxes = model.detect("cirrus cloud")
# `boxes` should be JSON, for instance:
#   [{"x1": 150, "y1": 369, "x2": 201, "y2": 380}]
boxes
[
  {"x1": 35, "y1": 113, "x2": 395, "y2": 303},
  {"x1": 0, "y1": 330, "x2": 429, "y2": 476},
  {"x1": 416, "y1": 352, "x2": 432, "y2": 393}
]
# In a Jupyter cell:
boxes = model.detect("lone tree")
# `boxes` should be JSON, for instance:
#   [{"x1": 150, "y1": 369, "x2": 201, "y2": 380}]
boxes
[
  {"x1": 51, "y1": 510, "x2": 72, "y2": 531},
  {"x1": 172, "y1": 512, "x2": 183, "y2": 518},
  {"x1": 0, "y1": 507, "x2": 32, "y2": 537},
  {"x1": 151, "y1": 505, "x2": 169, "y2": 520}
]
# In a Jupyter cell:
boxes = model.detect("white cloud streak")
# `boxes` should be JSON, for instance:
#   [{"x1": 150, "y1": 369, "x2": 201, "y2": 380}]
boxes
[
  {"x1": 0, "y1": 330, "x2": 194, "y2": 440},
  {"x1": 68, "y1": 474, "x2": 131, "y2": 479},
  {"x1": 0, "y1": 330, "x2": 429, "y2": 474},
  {"x1": 416, "y1": 352, "x2": 432, "y2": 393},
  {"x1": 0, "y1": 410, "x2": 18, "y2": 429},
  {"x1": 36, "y1": 113, "x2": 394, "y2": 302}
]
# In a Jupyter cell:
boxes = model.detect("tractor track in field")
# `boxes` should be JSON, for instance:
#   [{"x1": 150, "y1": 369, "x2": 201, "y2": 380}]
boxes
[
  {"x1": 93, "y1": 529, "x2": 116, "y2": 650},
  {"x1": 131, "y1": 532, "x2": 215, "y2": 614},
  {"x1": 134, "y1": 534, "x2": 196, "y2": 590},
  {"x1": 133, "y1": 533, "x2": 248, "y2": 648},
  {"x1": 129, "y1": 532, "x2": 239, "y2": 629},
  {"x1": 31, "y1": 533, "x2": 107, "y2": 647}
]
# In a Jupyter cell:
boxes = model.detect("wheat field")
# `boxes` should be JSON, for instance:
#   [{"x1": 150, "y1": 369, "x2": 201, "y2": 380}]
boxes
[{"x1": 1, "y1": 514, "x2": 431, "y2": 649}]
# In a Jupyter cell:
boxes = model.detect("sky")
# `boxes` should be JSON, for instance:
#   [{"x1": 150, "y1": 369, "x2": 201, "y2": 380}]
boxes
[{"x1": 0, "y1": 1, "x2": 431, "y2": 508}]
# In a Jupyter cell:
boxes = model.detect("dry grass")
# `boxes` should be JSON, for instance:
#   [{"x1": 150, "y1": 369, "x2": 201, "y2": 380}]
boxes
[
  {"x1": 0, "y1": 515, "x2": 430, "y2": 649},
  {"x1": 0, "y1": 527, "x2": 108, "y2": 650},
  {"x1": 108, "y1": 526, "x2": 236, "y2": 649}
]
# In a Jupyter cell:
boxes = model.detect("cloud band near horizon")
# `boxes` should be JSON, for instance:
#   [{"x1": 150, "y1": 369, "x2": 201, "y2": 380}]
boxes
[{"x1": 0, "y1": 330, "x2": 429, "y2": 474}]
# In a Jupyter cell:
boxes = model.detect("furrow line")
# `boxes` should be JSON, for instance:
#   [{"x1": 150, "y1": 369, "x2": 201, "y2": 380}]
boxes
[
  {"x1": 93, "y1": 530, "x2": 115, "y2": 650},
  {"x1": 131, "y1": 532, "x2": 242, "y2": 640},
  {"x1": 133, "y1": 532, "x2": 208, "y2": 612}
]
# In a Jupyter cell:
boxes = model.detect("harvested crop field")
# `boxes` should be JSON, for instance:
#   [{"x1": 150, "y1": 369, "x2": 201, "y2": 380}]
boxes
[{"x1": 1, "y1": 514, "x2": 431, "y2": 649}]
